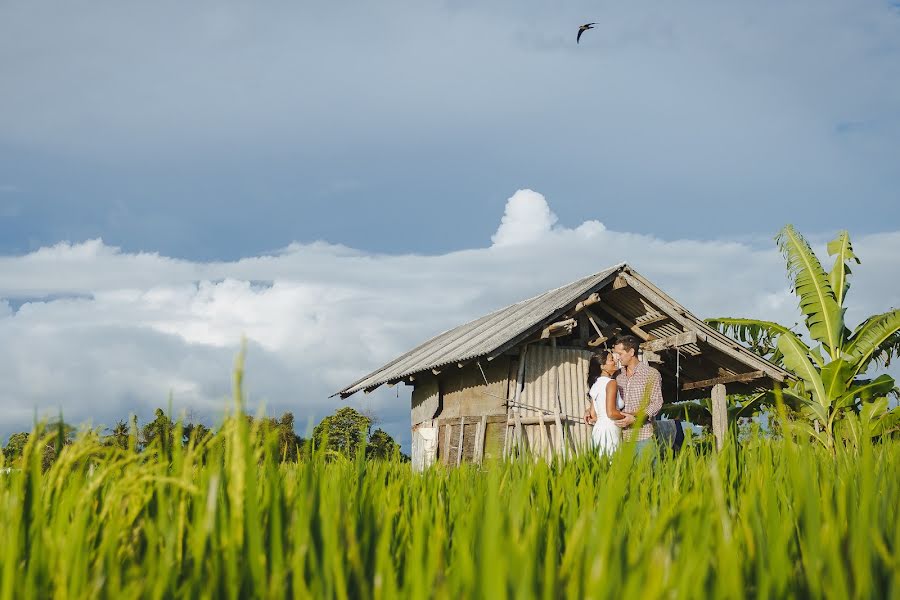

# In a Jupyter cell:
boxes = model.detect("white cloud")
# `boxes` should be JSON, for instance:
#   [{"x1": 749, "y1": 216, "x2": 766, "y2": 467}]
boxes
[
  {"x1": 491, "y1": 189, "x2": 560, "y2": 246},
  {"x1": 2, "y1": 190, "x2": 899, "y2": 447}
]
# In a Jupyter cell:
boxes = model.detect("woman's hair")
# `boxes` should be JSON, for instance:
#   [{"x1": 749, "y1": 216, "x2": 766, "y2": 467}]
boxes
[{"x1": 587, "y1": 349, "x2": 612, "y2": 390}]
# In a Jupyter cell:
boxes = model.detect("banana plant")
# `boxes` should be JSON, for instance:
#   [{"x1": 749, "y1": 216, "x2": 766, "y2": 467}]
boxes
[{"x1": 707, "y1": 226, "x2": 900, "y2": 448}]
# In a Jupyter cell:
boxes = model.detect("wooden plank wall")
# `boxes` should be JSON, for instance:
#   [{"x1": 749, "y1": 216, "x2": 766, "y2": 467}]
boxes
[{"x1": 513, "y1": 346, "x2": 594, "y2": 461}]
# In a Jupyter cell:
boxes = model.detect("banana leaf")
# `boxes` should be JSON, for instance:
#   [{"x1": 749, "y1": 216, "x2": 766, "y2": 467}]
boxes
[
  {"x1": 845, "y1": 309, "x2": 900, "y2": 375},
  {"x1": 776, "y1": 225, "x2": 845, "y2": 359},
  {"x1": 826, "y1": 230, "x2": 859, "y2": 309}
]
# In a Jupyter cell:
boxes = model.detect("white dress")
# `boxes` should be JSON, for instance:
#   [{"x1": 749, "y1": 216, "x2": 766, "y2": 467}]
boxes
[{"x1": 590, "y1": 376, "x2": 623, "y2": 456}]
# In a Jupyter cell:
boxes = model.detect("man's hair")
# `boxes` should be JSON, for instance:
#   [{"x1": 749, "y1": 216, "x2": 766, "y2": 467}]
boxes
[{"x1": 614, "y1": 335, "x2": 641, "y2": 354}]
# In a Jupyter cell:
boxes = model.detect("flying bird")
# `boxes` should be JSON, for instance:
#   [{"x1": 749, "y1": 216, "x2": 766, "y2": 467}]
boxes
[{"x1": 577, "y1": 22, "x2": 596, "y2": 44}]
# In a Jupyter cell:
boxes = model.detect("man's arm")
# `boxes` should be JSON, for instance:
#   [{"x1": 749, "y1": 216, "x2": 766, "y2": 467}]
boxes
[{"x1": 646, "y1": 368, "x2": 664, "y2": 419}]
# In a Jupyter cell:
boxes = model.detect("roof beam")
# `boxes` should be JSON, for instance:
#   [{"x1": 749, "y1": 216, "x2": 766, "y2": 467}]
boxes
[
  {"x1": 582, "y1": 308, "x2": 606, "y2": 336},
  {"x1": 587, "y1": 334, "x2": 608, "y2": 347},
  {"x1": 540, "y1": 318, "x2": 577, "y2": 339},
  {"x1": 574, "y1": 292, "x2": 601, "y2": 313},
  {"x1": 640, "y1": 331, "x2": 697, "y2": 353},
  {"x1": 682, "y1": 370, "x2": 765, "y2": 391},
  {"x1": 619, "y1": 271, "x2": 786, "y2": 383},
  {"x1": 595, "y1": 300, "x2": 653, "y2": 341},
  {"x1": 636, "y1": 313, "x2": 670, "y2": 327}
]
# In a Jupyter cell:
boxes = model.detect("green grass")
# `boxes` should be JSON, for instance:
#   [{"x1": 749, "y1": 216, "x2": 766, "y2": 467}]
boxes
[{"x1": 2, "y1": 393, "x2": 898, "y2": 598}]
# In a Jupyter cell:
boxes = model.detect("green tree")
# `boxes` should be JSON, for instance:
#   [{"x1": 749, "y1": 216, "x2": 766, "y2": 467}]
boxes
[
  {"x1": 2, "y1": 432, "x2": 29, "y2": 464},
  {"x1": 247, "y1": 412, "x2": 304, "y2": 462},
  {"x1": 183, "y1": 421, "x2": 211, "y2": 445},
  {"x1": 366, "y1": 428, "x2": 402, "y2": 461},
  {"x1": 708, "y1": 226, "x2": 900, "y2": 448},
  {"x1": 312, "y1": 407, "x2": 371, "y2": 457},
  {"x1": 104, "y1": 420, "x2": 130, "y2": 451},
  {"x1": 141, "y1": 408, "x2": 176, "y2": 454}
]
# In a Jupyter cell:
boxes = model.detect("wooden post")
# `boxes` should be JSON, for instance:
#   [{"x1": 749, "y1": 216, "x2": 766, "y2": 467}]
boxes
[
  {"x1": 539, "y1": 415, "x2": 547, "y2": 462},
  {"x1": 506, "y1": 348, "x2": 528, "y2": 459},
  {"x1": 502, "y1": 423, "x2": 510, "y2": 459},
  {"x1": 475, "y1": 415, "x2": 487, "y2": 464},
  {"x1": 456, "y1": 417, "x2": 465, "y2": 465},
  {"x1": 514, "y1": 411, "x2": 523, "y2": 457},
  {"x1": 712, "y1": 383, "x2": 727, "y2": 452},
  {"x1": 554, "y1": 411, "x2": 565, "y2": 461},
  {"x1": 443, "y1": 423, "x2": 452, "y2": 464}
]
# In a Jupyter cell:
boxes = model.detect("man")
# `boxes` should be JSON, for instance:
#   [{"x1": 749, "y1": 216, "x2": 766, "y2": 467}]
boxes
[{"x1": 611, "y1": 335, "x2": 664, "y2": 454}]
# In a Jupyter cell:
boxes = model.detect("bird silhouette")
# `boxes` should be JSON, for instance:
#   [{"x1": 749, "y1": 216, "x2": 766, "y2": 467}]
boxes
[{"x1": 577, "y1": 22, "x2": 596, "y2": 44}]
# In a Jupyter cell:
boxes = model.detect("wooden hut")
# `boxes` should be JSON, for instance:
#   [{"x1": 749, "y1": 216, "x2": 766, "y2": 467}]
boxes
[{"x1": 336, "y1": 264, "x2": 790, "y2": 470}]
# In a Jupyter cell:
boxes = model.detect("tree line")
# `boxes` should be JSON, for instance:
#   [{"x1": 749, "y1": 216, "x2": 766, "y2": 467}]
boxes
[{"x1": 2, "y1": 406, "x2": 406, "y2": 470}]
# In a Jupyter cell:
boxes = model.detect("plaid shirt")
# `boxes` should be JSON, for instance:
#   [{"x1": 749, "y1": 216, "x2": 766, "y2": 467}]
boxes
[{"x1": 616, "y1": 360, "x2": 664, "y2": 441}]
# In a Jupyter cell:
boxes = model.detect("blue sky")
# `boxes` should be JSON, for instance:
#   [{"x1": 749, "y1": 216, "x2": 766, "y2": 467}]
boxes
[
  {"x1": 2, "y1": 0, "x2": 899, "y2": 259},
  {"x1": 1, "y1": 1, "x2": 899, "y2": 448}
]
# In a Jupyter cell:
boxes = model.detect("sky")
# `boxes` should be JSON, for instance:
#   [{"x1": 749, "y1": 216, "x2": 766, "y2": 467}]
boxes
[{"x1": 1, "y1": 1, "x2": 899, "y2": 449}]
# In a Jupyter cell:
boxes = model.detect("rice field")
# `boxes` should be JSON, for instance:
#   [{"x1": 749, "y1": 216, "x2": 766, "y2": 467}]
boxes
[{"x1": 1, "y1": 398, "x2": 898, "y2": 599}]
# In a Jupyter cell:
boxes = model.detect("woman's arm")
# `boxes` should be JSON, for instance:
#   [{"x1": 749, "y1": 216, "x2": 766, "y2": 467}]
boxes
[
  {"x1": 585, "y1": 394, "x2": 597, "y2": 424},
  {"x1": 605, "y1": 380, "x2": 626, "y2": 420}
]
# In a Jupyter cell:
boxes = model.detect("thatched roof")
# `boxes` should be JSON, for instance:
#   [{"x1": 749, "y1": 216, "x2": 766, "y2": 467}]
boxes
[{"x1": 336, "y1": 263, "x2": 790, "y2": 399}]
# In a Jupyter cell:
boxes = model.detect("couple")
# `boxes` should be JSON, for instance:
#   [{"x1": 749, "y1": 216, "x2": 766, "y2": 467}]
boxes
[{"x1": 584, "y1": 335, "x2": 664, "y2": 456}]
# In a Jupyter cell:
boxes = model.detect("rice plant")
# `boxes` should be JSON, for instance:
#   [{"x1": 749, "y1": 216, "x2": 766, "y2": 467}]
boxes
[{"x1": 1, "y1": 379, "x2": 898, "y2": 598}]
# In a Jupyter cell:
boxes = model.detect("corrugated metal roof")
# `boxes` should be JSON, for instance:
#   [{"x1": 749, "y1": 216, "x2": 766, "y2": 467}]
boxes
[
  {"x1": 336, "y1": 264, "x2": 623, "y2": 397},
  {"x1": 336, "y1": 262, "x2": 792, "y2": 399}
]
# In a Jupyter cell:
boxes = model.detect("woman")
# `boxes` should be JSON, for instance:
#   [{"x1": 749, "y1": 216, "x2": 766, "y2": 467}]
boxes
[{"x1": 586, "y1": 350, "x2": 626, "y2": 456}]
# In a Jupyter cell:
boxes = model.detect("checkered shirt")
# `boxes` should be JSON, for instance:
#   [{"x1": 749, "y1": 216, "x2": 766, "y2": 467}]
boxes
[{"x1": 616, "y1": 360, "x2": 664, "y2": 441}]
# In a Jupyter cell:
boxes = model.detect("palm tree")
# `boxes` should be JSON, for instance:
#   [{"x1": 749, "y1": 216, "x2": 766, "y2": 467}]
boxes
[{"x1": 707, "y1": 225, "x2": 900, "y2": 448}]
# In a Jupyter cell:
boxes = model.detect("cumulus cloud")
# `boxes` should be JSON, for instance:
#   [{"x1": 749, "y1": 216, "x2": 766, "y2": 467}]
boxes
[
  {"x1": 492, "y1": 189, "x2": 560, "y2": 246},
  {"x1": 2, "y1": 190, "x2": 899, "y2": 448}
]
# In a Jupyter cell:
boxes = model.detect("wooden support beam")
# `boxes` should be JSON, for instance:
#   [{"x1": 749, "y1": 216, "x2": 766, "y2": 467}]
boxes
[
  {"x1": 506, "y1": 415, "x2": 588, "y2": 426},
  {"x1": 635, "y1": 313, "x2": 670, "y2": 327},
  {"x1": 613, "y1": 274, "x2": 629, "y2": 289},
  {"x1": 619, "y1": 271, "x2": 785, "y2": 383},
  {"x1": 514, "y1": 411, "x2": 523, "y2": 455},
  {"x1": 539, "y1": 415, "x2": 547, "y2": 461},
  {"x1": 554, "y1": 412, "x2": 565, "y2": 460},
  {"x1": 712, "y1": 383, "x2": 727, "y2": 452},
  {"x1": 540, "y1": 318, "x2": 577, "y2": 340},
  {"x1": 587, "y1": 335, "x2": 608, "y2": 348},
  {"x1": 595, "y1": 300, "x2": 653, "y2": 341},
  {"x1": 642, "y1": 350, "x2": 662, "y2": 363},
  {"x1": 474, "y1": 415, "x2": 487, "y2": 464},
  {"x1": 456, "y1": 417, "x2": 465, "y2": 466},
  {"x1": 681, "y1": 370, "x2": 765, "y2": 391},
  {"x1": 583, "y1": 308, "x2": 605, "y2": 336},
  {"x1": 640, "y1": 331, "x2": 697, "y2": 353},
  {"x1": 502, "y1": 423, "x2": 510, "y2": 459},
  {"x1": 574, "y1": 292, "x2": 601, "y2": 313},
  {"x1": 443, "y1": 423, "x2": 452, "y2": 464}
]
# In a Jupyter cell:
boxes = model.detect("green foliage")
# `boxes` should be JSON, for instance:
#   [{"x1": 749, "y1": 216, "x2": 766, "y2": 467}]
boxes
[
  {"x1": 776, "y1": 224, "x2": 845, "y2": 359},
  {"x1": 1, "y1": 432, "x2": 29, "y2": 464},
  {"x1": 312, "y1": 406, "x2": 372, "y2": 458},
  {"x1": 246, "y1": 412, "x2": 304, "y2": 462},
  {"x1": 661, "y1": 393, "x2": 764, "y2": 427},
  {"x1": 1, "y1": 408, "x2": 899, "y2": 598},
  {"x1": 104, "y1": 420, "x2": 130, "y2": 451},
  {"x1": 366, "y1": 428, "x2": 404, "y2": 461},
  {"x1": 141, "y1": 408, "x2": 176, "y2": 452},
  {"x1": 707, "y1": 226, "x2": 900, "y2": 448}
]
